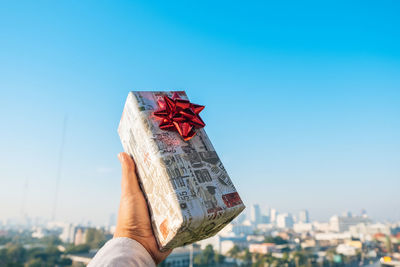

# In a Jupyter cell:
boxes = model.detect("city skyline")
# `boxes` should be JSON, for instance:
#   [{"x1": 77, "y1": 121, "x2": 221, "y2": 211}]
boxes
[
  {"x1": 0, "y1": 204, "x2": 395, "y2": 229},
  {"x1": 1, "y1": 1, "x2": 400, "y2": 225},
  {"x1": 1, "y1": 202, "x2": 397, "y2": 266}
]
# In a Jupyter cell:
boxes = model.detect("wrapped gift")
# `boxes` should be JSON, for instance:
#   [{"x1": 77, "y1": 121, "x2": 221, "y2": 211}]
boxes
[{"x1": 118, "y1": 91, "x2": 245, "y2": 250}]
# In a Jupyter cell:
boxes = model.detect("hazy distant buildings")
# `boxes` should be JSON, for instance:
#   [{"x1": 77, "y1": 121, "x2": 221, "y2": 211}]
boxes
[
  {"x1": 293, "y1": 222, "x2": 313, "y2": 233},
  {"x1": 198, "y1": 223, "x2": 248, "y2": 254},
  {"x1": 31, "y1": 227, "x2": 50, "y2": 239},
  {"x1": 277, "y1": 213, "x2": 294, "y2": 229},
  {"x1": 60, "y1": 224, "x2": 88, "y2": 245},
  {"x1": 162, "y1": 245, "x2": 202, "y2": 267},
  {"x1": 249, "y1": 243, "x2": 277, "y2": 254},
  {"x1": 261, "y1": 215, "x2": 270, "y2": 224},
  {"x1": 313, "y1": 221, "x2": 331, "y2": 232},
  {"x1": 60, "y1": 224, "x2": 76, "y2": 243},
  {"x1": 349, "y1": 223, "x2": 391, "y2": 239},
  {"x1": 299, "y1": 210, "x2": 309, "y2": 223},
  {"x1": 250, "y1": 204, "x2": 261, "y2": 224},
  {"x1": 231, "y1": 222, "x2": 254, "y2": 236},
  {"x1": 361, "y1": 209, "x2": 367, "y2": 217},
  {"x1": 315, "y1": 232, "x2": 352, "y2": 242},
  {"x1": 330, "y1": 214, "x2": 370, "y2": 232},
  {"x1": 74, "y1": 227, "x2": 86, "y2": 245},
  {"x1": 108, "y1": 213, "x2": 116, "y2": 228},
  {"x1": 270, "y1": 209, "x2": 278, "y2": 224}
]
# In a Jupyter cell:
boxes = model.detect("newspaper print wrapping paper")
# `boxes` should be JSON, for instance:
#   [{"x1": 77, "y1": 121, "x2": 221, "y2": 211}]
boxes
[{"x1": 118, "y1": 91, "x2": 245, "y2": 250}]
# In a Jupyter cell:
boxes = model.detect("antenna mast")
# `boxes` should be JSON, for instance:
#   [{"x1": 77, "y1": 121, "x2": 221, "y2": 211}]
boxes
[{"x1": 51, "y1": 115, "x2": 67, "y2": 221}]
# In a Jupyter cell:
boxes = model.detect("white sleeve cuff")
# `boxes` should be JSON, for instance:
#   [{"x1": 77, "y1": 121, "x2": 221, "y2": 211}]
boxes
[{"x1": 88, "y1": 237, "x2": 156, "y2": 267}]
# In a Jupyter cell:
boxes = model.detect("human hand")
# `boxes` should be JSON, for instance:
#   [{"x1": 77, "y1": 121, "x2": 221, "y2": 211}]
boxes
[{"x1": 114, "y1": 152, "x2": 172, "y2": 265}]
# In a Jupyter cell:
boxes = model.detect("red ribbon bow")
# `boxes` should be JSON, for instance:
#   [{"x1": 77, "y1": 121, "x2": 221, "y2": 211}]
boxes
[{"x1": 154, "y1": 93, "x2": 205, "y2": 141}]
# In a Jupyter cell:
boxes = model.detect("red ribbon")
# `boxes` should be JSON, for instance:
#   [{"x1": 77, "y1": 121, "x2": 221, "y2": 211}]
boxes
[{"x1": 154, "y1": 93, "x2": 205, "y2": 141}]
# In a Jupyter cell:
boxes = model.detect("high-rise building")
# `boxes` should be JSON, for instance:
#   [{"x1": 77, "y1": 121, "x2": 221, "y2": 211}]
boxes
[
  {"x1": 361, "y1": 209, "x2": 367, "y2": 218},
  {"x1": 60, "y1": 224, "x2": 76, "y2": 244},
  {"x1": 299, "y1": 210, "x2": 310, "y2": 223},
  {"x1": 265, "y1": 207, "x2": 271, "y2": 216},
  {"x1": 270, "y1": 209, "x2": 278, "y2": 224},
  {"x1": 108, "y1": 213, "x2": 116, "y2": 228},
  {"x1": 343, "y1": 211, "x2": 353, "y2": 218},
  {"x1": 276, "y1": 213, "x2": 294, "y2": 229},
  {"x1": 261, "y1": 215, "x2": 270, "y2": 224},
  {"x1": 250, "y1": 204, "x2": 261, "y2": 224},
  {"x1": 74, "y1": 227, "x2": 86, "y2": 246},
  {"x1": 330, "y1": 215, "x2": 370, "y2": 232}
]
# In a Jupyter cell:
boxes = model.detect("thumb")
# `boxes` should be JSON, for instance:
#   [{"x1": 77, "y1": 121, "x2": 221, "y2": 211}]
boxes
[{"x1": 118, "y1": 152, "x2": 142, "y2": 196}]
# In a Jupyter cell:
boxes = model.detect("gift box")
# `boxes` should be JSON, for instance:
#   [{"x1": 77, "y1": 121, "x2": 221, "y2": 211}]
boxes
[{"x1": 118, "y1": 91, "x2": 245, "y2": 250}]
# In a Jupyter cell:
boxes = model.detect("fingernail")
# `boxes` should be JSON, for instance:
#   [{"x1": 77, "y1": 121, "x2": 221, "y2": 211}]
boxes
[{"x1": 118, "y1": 153, "x2": 123, "y2": 162}]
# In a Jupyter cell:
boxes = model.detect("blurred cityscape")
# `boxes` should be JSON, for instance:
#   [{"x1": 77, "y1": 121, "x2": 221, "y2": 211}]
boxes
[{"x1": 1, "y1": 206, "x2": 399, "y2": 267}]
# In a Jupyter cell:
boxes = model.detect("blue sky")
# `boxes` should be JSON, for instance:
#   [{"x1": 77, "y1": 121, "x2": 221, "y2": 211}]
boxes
[{"x1": 0, "y1": 1, "x2": 399, "y2": 224}]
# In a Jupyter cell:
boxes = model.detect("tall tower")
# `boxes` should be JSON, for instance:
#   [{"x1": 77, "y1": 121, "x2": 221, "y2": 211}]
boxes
[
  {"x1": 270, "y1": 208, "x2": 278, "y2": 224},
  {"x1": 51, "y1": 116, "x2": 67, "y2": 221},
  {"x1": 250, "y1": 204, "x2": 261, "y2": 224},
  {"x1": 299, "y1": 210, "x2": 310, "y2": 223},
  {"x1": 21, "y1": 177, "x2": 29, "y2": 218}
]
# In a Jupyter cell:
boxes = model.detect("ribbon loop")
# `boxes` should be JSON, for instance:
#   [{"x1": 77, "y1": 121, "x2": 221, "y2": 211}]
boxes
[{"x1": 153, "y1": 94, "x2": 205, "y2": 141}]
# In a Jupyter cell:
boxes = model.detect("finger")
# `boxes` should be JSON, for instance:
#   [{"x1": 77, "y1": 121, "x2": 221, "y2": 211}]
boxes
[{"x1": 118, "y1": 152, "x2": 142, "y2": 196}]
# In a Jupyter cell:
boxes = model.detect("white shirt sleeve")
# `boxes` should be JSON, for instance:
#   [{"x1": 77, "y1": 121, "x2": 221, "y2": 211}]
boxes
[{"x1": 88, "y1": 237, "x2": 156, "y2": 267}]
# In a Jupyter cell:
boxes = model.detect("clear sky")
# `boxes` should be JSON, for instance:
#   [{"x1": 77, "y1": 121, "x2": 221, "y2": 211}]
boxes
[{"x1": 0, "y1": 1, "x2": 399, "y2": 225}]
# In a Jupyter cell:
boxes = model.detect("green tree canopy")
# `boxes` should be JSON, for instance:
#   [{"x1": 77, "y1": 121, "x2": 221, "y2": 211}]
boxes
[
  {"x1": 85, "y1": 228, "x2": 107, "y2": 249},
  {"x1": 194, "y1": 244, "x2": 215, "y2": 266},
  {"x1": 264, "y1": 236, "x2": 288, "y2": 245}
]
